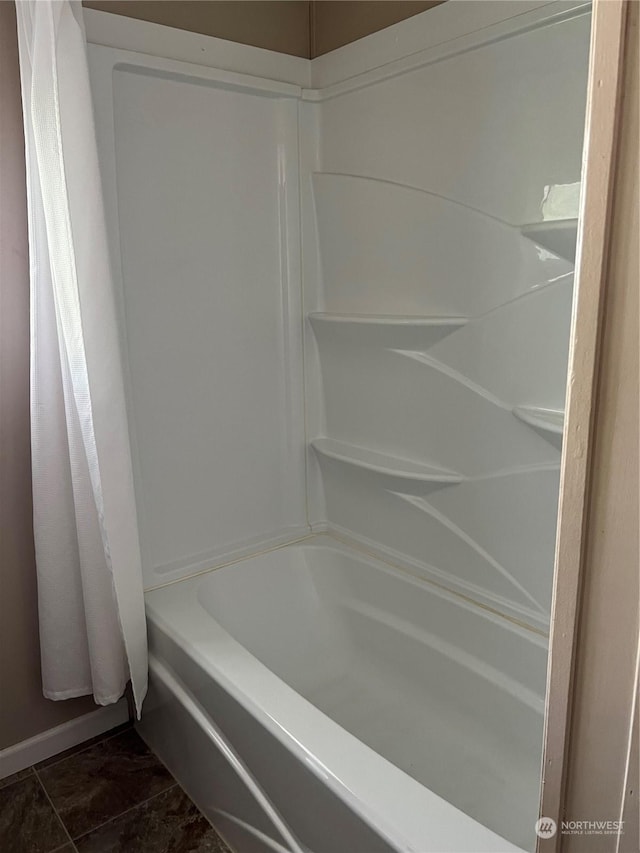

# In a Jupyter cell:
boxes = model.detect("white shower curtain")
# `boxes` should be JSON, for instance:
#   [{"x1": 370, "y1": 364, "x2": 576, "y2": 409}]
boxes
[{"x1": 15, "y1": 0, "x2": 147, "y2": 715}]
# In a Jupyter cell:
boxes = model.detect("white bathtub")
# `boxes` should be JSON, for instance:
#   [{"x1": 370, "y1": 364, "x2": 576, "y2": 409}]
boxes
[{"x1": 138, "y1": 535, "x2": 546, "y2": 853}]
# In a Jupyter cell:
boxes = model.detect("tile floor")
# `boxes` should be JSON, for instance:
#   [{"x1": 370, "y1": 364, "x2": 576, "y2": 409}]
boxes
[{"x1": 0, "y1": 725, "x2": 231, "y2": 852}]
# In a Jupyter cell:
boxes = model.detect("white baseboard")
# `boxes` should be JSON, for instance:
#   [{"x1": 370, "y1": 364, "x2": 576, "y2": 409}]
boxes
[{"x1": 0, "y1": 699, "x2": 129, "y2": 779}]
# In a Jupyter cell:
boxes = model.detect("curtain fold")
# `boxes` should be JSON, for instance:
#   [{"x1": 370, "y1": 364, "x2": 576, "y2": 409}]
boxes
[{"x1": 15, "y1": 0, "x2": 147, "y2": 715}]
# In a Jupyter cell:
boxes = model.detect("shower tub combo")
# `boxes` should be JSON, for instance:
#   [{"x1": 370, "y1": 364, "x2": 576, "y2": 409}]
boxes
[
  {"x1": 86, "y1": 1, "x2": 590, "y2": 851},
  {"x1": 140, "y1": 537, "x2": 544, "y2": 853}
]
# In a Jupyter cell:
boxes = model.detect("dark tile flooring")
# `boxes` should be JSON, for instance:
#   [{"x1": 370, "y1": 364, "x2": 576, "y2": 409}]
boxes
[{"x1": 0, "y1": 725, "x2": 231, "y2": 853}]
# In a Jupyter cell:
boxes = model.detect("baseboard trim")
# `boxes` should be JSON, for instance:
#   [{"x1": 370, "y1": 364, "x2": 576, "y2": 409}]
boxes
[{"x1": 0, "y1": 699, "x2": 129, "y2": 779}]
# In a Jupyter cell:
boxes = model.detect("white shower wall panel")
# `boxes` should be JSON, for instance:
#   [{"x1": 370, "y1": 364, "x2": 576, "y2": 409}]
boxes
[
  {"x1": 305, "y1": 5, "x2": 591, "y2": 629},
  {"x1": 317, "y1": 10, "x2": 591, "y2": 226},
  {"x1": 90, "y1": 51, "x2": 307, "y2": 588},
  {"x1": 87, "y1": 3, "x2": 589, "y2": 623}
]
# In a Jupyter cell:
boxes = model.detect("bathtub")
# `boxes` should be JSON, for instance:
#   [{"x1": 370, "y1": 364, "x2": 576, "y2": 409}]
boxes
[{"x1": 138, "y1": 535, "x2": 546, "y2": 853}]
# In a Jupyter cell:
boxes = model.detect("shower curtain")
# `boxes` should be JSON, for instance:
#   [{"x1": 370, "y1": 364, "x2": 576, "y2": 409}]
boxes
[{"x1": 15, "y1": 0, "x2": 147, "y2": 715}]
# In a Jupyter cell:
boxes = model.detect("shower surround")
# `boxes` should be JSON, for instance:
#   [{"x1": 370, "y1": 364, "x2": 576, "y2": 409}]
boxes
[{"x1": 87, "y1": 2, "x2": 590, "y2": 850}]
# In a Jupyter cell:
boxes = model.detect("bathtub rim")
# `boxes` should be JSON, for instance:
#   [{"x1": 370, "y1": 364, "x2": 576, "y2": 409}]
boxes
[{"x1": 145, "y1": 535, "x2": 528, "y2": 853}]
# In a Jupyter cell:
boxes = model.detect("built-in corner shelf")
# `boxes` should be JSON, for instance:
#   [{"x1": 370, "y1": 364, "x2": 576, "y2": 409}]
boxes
[
  {"x1": 520, "y1": 218, "x2": 579, "y2": 263},
  {"x1": 309, "y1": 313, "x2": 467, "y2": 350},
  {"x1": 513, "y1": 406, "x2": 565, "y2": 437},
  {"x1": 311, "y1": 437, "x2": 463, "y2": 487}
]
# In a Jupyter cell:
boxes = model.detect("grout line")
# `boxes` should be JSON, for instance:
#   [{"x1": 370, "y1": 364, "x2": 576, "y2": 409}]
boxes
[
  {"x1": 70, "y1": 782, "x2": 179, "y2": 844},
  {"x1": 30, "y1": 728, "x2": 229, "y2": 852},
  {"x1": 127, "y1": 734, "x2": 234, "y2": 852},
  {"x1": 36, "y1": 728, "x2": 175, "y2": 847},
  {"x1": 166, "y1": 777, "x2": 236, "y2": 853},
  {"x1": 35, "y1": 723, "x2": 133, "y2": 773},
  {"x1": 32, "y1": 766, "x2": 78, "y2": 853}
]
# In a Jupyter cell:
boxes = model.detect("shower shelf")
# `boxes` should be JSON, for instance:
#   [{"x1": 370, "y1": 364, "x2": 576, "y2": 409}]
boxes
[
  {"x1": 309, "y1": 313, "x2": 467, "y2": 349},
  {"x1": 513, "y1": 406, "x2": 565, "y2": 436},
  {"x1": 520, "y1": 218, "x2": 579, "y2": 263},
  {"x1": 311, "y1": 437, "x2": 463, "y2": 485}
]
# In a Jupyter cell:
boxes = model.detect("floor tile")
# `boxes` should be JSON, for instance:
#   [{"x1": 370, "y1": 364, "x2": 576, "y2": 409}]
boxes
[
  {"x1": 36, "y1": 724, "x2": 132, "y2": 770},
  {"x1": 75, "y1": 785, "x2": 230, "y2": 853},
  {"x1": 0, "y1": 775, "x2": 69, "y2": 853},
  {"x1": 0, "y1": 767, "x2": 34, "y2": 791},
  {"x1": 38, "y1": 728, "x2": 174, "y2": 839}
]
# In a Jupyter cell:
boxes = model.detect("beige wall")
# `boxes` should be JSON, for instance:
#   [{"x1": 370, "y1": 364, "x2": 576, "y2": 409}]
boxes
[
  {"x1": 0, "y1": 1, "x2": 96, "y2": 751},
  {"x1": 83, "y1": 1, "x2": 312, "y2": 57},
  {"x1": 562, "y1": 2, "x2": 639, "y2": 848},
  {"x1": 310, "y1": 0, "x2": 444, "y2": 56}
]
